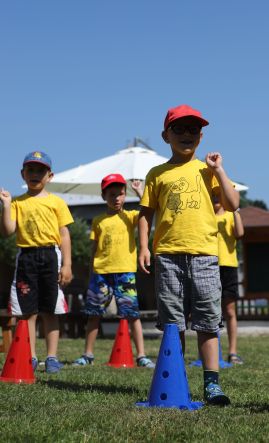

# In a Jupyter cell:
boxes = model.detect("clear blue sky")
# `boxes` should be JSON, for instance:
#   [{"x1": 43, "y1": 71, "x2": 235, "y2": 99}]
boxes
[{"x1": 1, "y1": 1, "x2": 268, "y2": 205}]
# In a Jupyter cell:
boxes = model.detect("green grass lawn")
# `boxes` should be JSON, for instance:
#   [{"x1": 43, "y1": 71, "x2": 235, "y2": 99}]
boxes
[{"x1": 0, "y1": 333, "x2": 269, "y2": 443}]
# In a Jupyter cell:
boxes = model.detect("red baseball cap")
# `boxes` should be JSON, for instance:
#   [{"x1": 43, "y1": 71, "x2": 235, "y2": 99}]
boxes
[
  {"x1": 101, "y1": 173, "x2": 127, "y2": 191},
  {"x1": 164, "y1": 104, "x2": 209, "y2": 130}
]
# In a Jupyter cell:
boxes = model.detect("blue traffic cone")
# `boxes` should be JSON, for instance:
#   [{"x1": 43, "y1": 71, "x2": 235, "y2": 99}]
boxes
[
  {"x1": 136, "y1": 323, "x2": 203, "y2": 410},
  {"x1": 218, "y1": 334, "x2": 232, "y2": 368},
  {"x1": 189, "y1": 356, "x2": 203, "y2": 367},
  {"x1": 189, "y1": 332, "x2": 232, "y2": 368}
]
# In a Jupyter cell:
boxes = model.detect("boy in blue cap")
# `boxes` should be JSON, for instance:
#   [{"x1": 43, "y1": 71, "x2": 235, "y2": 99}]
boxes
[
  {"x1": 138, "y1": 104, "x2": 239, "y2": 405},
  {"x1": 0, "y1": 151, "x2": 74, "y2": 373}
]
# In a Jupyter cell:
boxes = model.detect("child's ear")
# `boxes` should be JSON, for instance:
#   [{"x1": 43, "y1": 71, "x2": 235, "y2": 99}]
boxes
[
  {"x1": 101, "y1": 191, "x2": 106, "y2": 201},
  {"x1": 162, "y1": 130, "x2": 169, "y2": 144},
  {"x1": 47, "y1": 171, "x2": 54, "y2": 182},
  {"x1": 21, "y1": 169, "x2": 25, "y2": 180}
]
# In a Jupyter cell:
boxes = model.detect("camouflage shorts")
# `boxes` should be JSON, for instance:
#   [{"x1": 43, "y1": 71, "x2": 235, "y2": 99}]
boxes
[{"x1": 85, "y1": 272, "x2": 140, "y2": 319}]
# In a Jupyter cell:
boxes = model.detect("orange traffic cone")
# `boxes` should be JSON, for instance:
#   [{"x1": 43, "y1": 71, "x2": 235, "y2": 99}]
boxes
[
  {"x1": 0, "y1": 319, "x2": 35, "y2": 384},
  {"x1": 106, "y1": 319, "x2": 135, "y2": 368}
]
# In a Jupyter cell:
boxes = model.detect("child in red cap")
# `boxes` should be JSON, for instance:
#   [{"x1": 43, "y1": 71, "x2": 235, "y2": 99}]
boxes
[
  {"x1": 73, "y1": 174, "x2": 154, "y2": 368},
  {"x1": 138, "y1": 104, "x2": 239, "y2": 405}
]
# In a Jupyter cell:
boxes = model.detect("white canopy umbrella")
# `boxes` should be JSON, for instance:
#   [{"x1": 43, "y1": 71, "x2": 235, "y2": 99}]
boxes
[
  {"x1": 46, "y1": 146, "x2": 168, "y2": 196},
  {"x1": 233, "y1": 182, "x2": 248, "y2": 192},
  {"x1": 46, "y1": 144, "x2": 248, "y2": 196}
]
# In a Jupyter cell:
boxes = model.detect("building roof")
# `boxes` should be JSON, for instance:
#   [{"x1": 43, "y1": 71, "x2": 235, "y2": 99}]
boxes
[{"x1": 240, "y1": 206, "x2": 269, "y2": 228}]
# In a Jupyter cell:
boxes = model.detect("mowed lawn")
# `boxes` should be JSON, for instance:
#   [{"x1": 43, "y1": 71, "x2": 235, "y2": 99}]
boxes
[{"x1": 0, "y1": 333, "x2": 269, "y2": 443}]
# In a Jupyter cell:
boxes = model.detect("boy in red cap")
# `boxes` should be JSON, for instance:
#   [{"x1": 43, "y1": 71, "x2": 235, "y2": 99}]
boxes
[
  {"x1": 138, "y1": 104, "x2": 239, "y2": 405},
  {"x1": 73, "y1": 174, "x2": 154, "y2": 368},
  {"x1": 0, "y1": 151, "x2": 73, "y2": 373}
]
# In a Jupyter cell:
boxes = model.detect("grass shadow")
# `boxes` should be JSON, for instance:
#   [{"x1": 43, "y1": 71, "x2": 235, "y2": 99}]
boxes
[
  {"x1": 234, "y1": 402, "x2": 269, "y2": 413},
  {"x1": 39, "y1": 379, "x2": 140, "y2": 395}
]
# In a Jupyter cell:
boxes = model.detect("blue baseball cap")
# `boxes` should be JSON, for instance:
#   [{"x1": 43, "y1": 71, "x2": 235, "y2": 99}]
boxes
[{"x1": 23, "y1": 151, "x2": 52, "y2": 170}]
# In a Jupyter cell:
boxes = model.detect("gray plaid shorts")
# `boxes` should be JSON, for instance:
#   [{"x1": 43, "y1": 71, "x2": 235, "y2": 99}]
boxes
[{"x1": 155, "y1": 254, "x2": 222, "y2": 333}]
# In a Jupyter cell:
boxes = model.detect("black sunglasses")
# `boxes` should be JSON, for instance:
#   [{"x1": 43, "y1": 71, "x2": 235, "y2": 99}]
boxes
[{"x1": 169, "y1": 124, "x2": 202, "y2": 135}]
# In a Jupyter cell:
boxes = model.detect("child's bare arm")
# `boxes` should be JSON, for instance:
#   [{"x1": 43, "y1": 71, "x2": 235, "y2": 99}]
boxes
[
  {"x1": 0, "y1": 189, "x2": 16, "y2": 236},
  {"x1": 205, "y1": 152, "x2": 239, "y2": 211},
  {"x1": 138, "y1": 206, "x2": 154, "y2": 274},
  {"x1": 131, "y1": 180, "x2": 144, "y2": 199},
  {"x1": 233, "y1": 211, "x2": 244, "y2": 239},
  {"x1": 89, "y1": 239, "x2": 97, "y2": 280},
  {"x1": 59, "y1": 226, "x2": 73, "y2": 286}
]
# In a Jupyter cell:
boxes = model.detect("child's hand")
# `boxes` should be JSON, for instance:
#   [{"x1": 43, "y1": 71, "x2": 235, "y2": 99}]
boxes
[
  {"x1": 58, "y1": 265, "x2": 73, "y2": 287},
  {"x1": 131, "y1": 179, "x2": 143, "y2": 199},
  {"x1": 138, "y1": 247, "x2": 151, "y2": 274},
  {"x1": 205, "y1": 152, "x2": 223, "y2": 171},
  {"x1": 0, "y1": 188, "x2": 12, "y2": 206}
]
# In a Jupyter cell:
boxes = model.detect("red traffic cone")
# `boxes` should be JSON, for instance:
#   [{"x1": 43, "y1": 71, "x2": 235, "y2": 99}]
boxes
[
  {"x1": 106, "y1": 319, "x2": 135, "y2": 368},
  {"x1": 0, "y1": 319, "x2": 35, "y2": 384}
]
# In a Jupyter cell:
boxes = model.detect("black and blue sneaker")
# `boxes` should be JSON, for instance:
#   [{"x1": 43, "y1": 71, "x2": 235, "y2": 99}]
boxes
[
  {"x1": 45, "y1": 357, "x2": 64, "y2": 374},
  {"x1": 72, "y1": 354, "x2": 94, "y2": 366},
  {"x1": 204, "y1": 382, "x2": 231, "y2": 406}
]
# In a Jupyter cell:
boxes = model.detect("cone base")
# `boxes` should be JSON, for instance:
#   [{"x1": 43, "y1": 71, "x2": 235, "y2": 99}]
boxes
[
  {"x1": 0, "y1": 376, "x2": 35, "y2": 384},
  {"x1": 219, "y1": 360, "x2": 232, "y2": 368},
  {"x1": 136, "y1": 400, "x2": 204, "y2": 410},
  {"x1": 189, "y1": 359, "x2": 202, "y2": 367},
  {"x1": 189, "y1": 359, "x2": 232, "y2": 368},
  {"x1": 106, "y1": 362, "x2": 134, "y2": 368}
]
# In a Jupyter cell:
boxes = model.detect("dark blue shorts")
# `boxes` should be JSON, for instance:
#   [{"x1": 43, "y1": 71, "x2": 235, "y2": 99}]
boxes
[{"x1": 85, "y1": 272, "x2": 140, "y2": 319}]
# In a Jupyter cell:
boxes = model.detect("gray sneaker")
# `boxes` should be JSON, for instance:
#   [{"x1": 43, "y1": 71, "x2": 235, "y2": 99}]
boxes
[{"x1": 136, "y1": 356, "x2": 155, "y2": 368}]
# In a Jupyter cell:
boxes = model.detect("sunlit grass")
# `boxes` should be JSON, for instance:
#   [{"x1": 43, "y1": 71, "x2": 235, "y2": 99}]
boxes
[{"x1": 0, "y1": 334, "x2": 268, "y2": 442}]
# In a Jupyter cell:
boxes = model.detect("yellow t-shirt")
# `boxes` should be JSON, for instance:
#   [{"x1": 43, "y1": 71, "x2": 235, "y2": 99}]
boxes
[
  {"x1": 90, "y1": 210, "x2": 139, "y2": 273},
  {"x1": 11, "y1": 193, "x2": 74, "y2": 247},
  {"x1": 140, "y1": 159, "x2": 219, "y2": 255},
  {"x1": 216, "y1": 211, "x2": 238, "y2": 267}
]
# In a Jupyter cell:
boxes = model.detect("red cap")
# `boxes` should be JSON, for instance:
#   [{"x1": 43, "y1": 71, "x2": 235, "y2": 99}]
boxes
[
  {"x1": 164, "y1": 104, "x2": 209, "y2": 130},
  {"x1": 101, "y1": 173, "x2": 127, "y2": 191}
]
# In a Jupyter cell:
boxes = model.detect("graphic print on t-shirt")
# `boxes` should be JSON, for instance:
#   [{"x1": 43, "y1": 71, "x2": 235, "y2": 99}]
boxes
[
  {"x1": 166, "y1": 175, "x2": 201, "y2": 214},
  {"x1": 101, "y1": 226, "x2": 127, "y2": 256},
  {"x1": 24, "y1": 210, "x2": 45, "y2": 239}
]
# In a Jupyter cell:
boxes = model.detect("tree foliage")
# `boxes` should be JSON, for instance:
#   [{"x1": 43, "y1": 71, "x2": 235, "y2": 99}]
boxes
[
  {"x1": 240, "y1": 191, "x2": 268, "y2": 210},
  {"x1": 0, "y1": 233, "x2": 17, "y2": 266},
  {"x1": 68, "y1": 217, "x2": 91, "y2": 264}
]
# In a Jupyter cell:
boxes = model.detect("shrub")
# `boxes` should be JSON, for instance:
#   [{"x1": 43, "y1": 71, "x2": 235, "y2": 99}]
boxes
[
  {"x1": 0, "y1": 232, "x2": 17, "y2": 266},
  {"x1": 68, "y1": 217, "x2": 91, "y2": 265}
]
